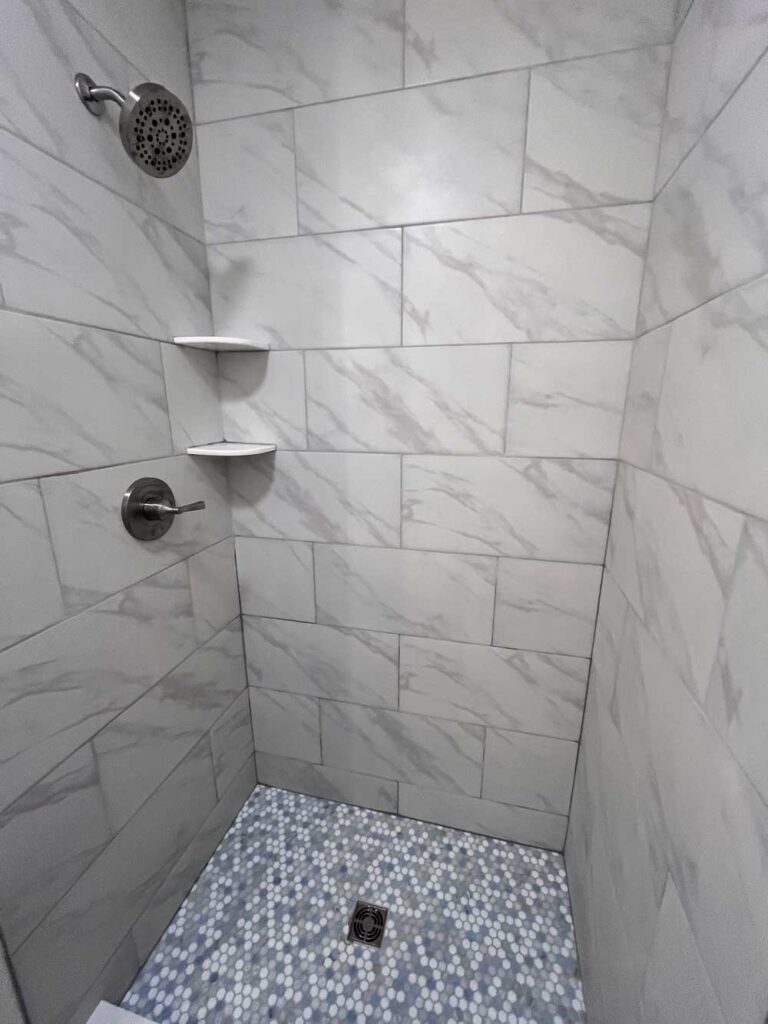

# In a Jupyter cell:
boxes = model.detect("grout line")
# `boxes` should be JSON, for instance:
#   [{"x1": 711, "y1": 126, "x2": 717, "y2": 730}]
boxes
[
  {"x1": 290, "y1": 107, "x2": 301, "y2": 233},
  {"x1": 519, "y1": 68, "x2": 532, "y2": 213}
]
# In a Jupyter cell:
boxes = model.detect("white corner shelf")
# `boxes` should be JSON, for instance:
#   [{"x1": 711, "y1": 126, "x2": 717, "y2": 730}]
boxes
[
  {"x1": 186, "y1": 442, "x2": 276, "y2": 457},
  {"x1": 173, "y1": 336, "x2": 270, "y2": 352}
]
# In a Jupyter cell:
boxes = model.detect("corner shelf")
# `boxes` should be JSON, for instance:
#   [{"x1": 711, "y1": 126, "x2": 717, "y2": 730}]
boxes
[
  {"x1": 186, "y1": 442, "x2": 276, "y2": 457},
  {"x1": 173, "y1": 336, "x2": 270, "y2": 352}
]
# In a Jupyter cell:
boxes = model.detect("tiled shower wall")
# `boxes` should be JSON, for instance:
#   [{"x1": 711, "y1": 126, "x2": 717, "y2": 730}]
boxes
[
  {"x1": 566, "y1": 2, "x2": 768, "y2": 1022},
  {"x1": 189, "y1": 0, "x2": 676, "y2": 850},
  {"x1": 0, "y1": 3, "x2": 255, "y2": 1022}
]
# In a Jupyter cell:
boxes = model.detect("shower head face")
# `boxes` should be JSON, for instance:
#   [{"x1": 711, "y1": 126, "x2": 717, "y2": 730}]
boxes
[{"x1": 119, "y1": 83, "x2": 193, "y2": 179}]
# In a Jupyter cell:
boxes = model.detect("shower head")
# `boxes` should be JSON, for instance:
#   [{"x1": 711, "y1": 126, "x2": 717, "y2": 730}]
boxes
[{"x1": 74, "y1": 72, "x2": 193, "y2": 178}]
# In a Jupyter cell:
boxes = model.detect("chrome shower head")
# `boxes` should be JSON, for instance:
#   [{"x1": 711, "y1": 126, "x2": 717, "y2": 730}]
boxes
[{"x1": 74, "y1": 72, "x2": 193, "y2": 179}]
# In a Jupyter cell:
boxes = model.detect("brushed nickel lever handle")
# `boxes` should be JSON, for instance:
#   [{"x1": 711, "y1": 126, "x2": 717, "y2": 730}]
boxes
[
  {"x1": 122, "y1": 477, "x2": 207, "y2": 541},
  {"x1": 142, "y1": 500, "x2": 206, "y2": 519}
]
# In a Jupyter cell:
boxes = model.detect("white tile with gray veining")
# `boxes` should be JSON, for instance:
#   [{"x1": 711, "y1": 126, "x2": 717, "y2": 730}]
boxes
[
  {"x1": 0, "y1": 129, "x2": 211, "y2": 338},
  {"x1": 197, "y1": 112, "x2": 297, "y2": 244},
  {"x1": 0, "y1": 480, "x2": 65, "y2": 652},
  {"x1": 523, "y1": 47, "x2": 669, "y2": 212},
  {"x1": 657, "y1": 0, "x2": 768, "y2": 188},
  {"x1": 236, "y1": 537, "x2": 315, "y2": 622},
  {"x1": 250, "y1": 689, "x2": 321, "y2": 762},
  {"x1": 244, "y1": 617, "x2": 398, "y2": 708},
  {"x1": 403, "y1": 456, "x2": 615, "y2": 562},
  {"x1": 209, "y1": 229, "x2": 401, "y2": 349},
  {"x1": 230, "y1": 451, "x2": 400, "y2": 546},
  {"x1": 161, "y1": 345, "x2": 222, "y2": 452},
  {"x1": 399, "y1": 636, "x2": 588, "y2": 740},
  {"x1": 404, "y1": 0, "x2": 674, "y2": 85},
  {"x1": 706, "y1": 517, "x2": 768, "y2": 807},
  {"x1": 483, "y1": 729, "x2": 578, "y2": 815},
  {"x1": 320, "y1": 702, "x2": 484, "y2": 796},
  {"x1": 619, "y1": 324, "x2": 671, "y2": 470},
  {"x1": 255, "y1": 754, "x2": 398, "y2": 813},
  {"x1": 0, "y1": 744, "x2": 112, "y2": 954},
  {"x1": 315, "y1": 544, "x2": 496, "y2": 643},
  {"x1": 295, "y1": 71, "x2": 528, "y2": 232},
  {"x1": 0, "y1": 561, "x2": 197, "y2": 815},
  {"x1": 0, "y1": 311, "x2": 171, "y2": 483},
  {"x1": 399, "y1": 784, "x2": 568, "y2": 851},
  {"x1": 11, "y1": 739, "x2": 217, "y2": 1024},
  {"x1": 493, "y1": 559, "x2": 603, "y2": 657},
  {"x1": 92, "y1": 622, "x2": 246, "y2": 833},
  {"x1": 188, "y1": 538, "x2": 241, "y2": 645},
  {"x1": 187, "y1": 0, "x2": 403, "y2": 122},
  {"x1": 219, "y1": 351, "x2": 307, "y2": 449},
  {"x1": 0, "y1": 0, "x2": 203, "y2": 239},
  {"x1": 306, "y1": 345, "x2": 509, "y2": 453},
  {"x1": 404, "y1": 206, "x2": 650, "y2": 345},
  {"x1": 40, "y1": 456, "x2": 231, "y2": 613},
  {"x1": 652, "y1": 275, "x2": 768, "y2": 519},
  {"x1": 641, "y1": 51, "x2": 768, "y2": 331},
  {"x1": 608, "y1": 465, "x2": 743, "y2": 703},
  {"x1": 507, "y1": 341, "x2": 632, "y2": 458},
  {"x1": 210, "y1": 691, "x2": 254, "y2": 798}
]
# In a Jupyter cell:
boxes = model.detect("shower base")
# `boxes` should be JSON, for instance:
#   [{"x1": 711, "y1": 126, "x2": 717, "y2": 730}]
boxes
[{"x1": 123, "y1": 786, "x2": 585, "y2": 1023}]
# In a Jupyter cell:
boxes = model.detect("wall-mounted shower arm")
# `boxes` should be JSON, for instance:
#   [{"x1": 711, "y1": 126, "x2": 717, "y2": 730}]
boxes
[{"x1": 74, "y1": 73, "x2": 125, "y2": 115}]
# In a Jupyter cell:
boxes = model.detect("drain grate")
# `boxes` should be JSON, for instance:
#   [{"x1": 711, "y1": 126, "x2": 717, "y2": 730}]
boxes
[{"x1": 347, "y1": 900, "x2": 388, "y2": 948}]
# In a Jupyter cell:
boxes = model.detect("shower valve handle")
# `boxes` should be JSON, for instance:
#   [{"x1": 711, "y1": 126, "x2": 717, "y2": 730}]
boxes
[
  {"x1": 121, "y1": 478, "x2": 206, "y2": 541},
  {"x1": 142, "y1": 499, "x2": 206, "y2": 520}
]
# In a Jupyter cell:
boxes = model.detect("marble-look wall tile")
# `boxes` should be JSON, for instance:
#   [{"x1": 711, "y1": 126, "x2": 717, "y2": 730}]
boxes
[
  {"x1": 219, "y1": 351, "x2": 307, "y2": 449},
  {"x1": 306, "y1": 346, "x2": 509, "y2": 454},
  {"x1": 706, "y1": 518, "x2": 768, "y2": 807},
  {"x1": 70, "y1": 938, "x2": 142, "y2": 1024},
  {"x1": 523, "y1": 47, "x2": 669, "y2": 212},
  {"x1": 0, "y1": 480, "x2": 65, "y2": 652},
  {"x1": 198, "y1": 112, "x2": 297, "y2": 244},
  {"x1": 619, "y1": 324, "x2": 671, "y2": 469},
  {"x1": 657, "y1": 0, "x2": 768, "y2": 188},
  {"x1": 40, "y1": 456, "x2": 231, "y2": 613},
  {"x1": 641, "y1": 875, "x2": 727, "y2": 1024},
  {"x1": 315, "y1": 544, "x2": 496, "y2": 643},
  {"x1": 161, "y1": 346, "x2": 222, "y2": 452},
  {"x1": 0, "y1": 311, "x2": 171, "y2": 483},
  {"x1": 399, "y1": 784, "x2": 568, "y2": 851},
  {"x1": 506, "y1": 340, "x2": 632, "y2": 458},
  {"x1": 210, "y1": 691, "x2": 254, "y2": 798},
  {"x1": 236, "y1": 538, "x2": 315, "y2": 622},
  {"x1": 230, "y1": 452, "x2": 400, "y2": 546},
  {"x1": 188, "y1": 539, "x2": 241, "y2": 645},
  {"x1": 255, "y1": 754, "x2": 398, "y2": 813},
  {"x1": 0, "y1": 561, "x2": 197, "y2": 814},
  {"x1": 404, "y1": 0, "x2": 674, "y2": 86},
  {"x1": 131, "y1": 757, "x2": 256, "y2": 963},
  {"x1": 11, "y1": 739, "x2": 217, "y2": 1024},
  {"x1": 0, "y1": 745, "x2": 112, "y2": 954},
  {"x1": 0, "y1": 129, "x2": 211, "y2": 338},
  {"x1": 493, "y1": 559, "x2": 603, "y2": 657},
  {"x1": 250, "y1": 689, "x2": 321, "y2": 762},
  {"x1": 641, "y1": 51, "x2": 768, "y2": 331},
  {"x1": 321, "y1": 702, "x2": 484, "y2": 795},
  {"x1": 399, "y1": 637, "x2": 588, "y2": 740},
  {"x1": 588, "y1": 570, "x2": 630, "y2": 707},
  {"x1": 92, "y1": 622, "x2": 245, "y2": 833},
  {"x1": 608, "y1": 465, "x2": 743, "y2": 703},
  {"x1": 295, "y1": 71, "x2": 528, "y2": 232},
  {"x1": 652, "y1": 275, "x2": 768, "y2": 519},
  {"x1": 483, "y1": 729, "x2": 578, "y2": 814},
  {"x1": 244, "y1": 617, "x2": 398, "y2": 708},
  {"x1": 404, "y1": 206, "x2": 650, "y2": 344},
  {"x1": 0, "y1": 0, "x2": 203, "y2": 240},
  {"x1": 209, "y1": 229, "x2": 401, "y2": 349},
  {"x1": 402, "y1": 456, "x2": 615, "y2": 562},
  {"x1": 187, "y1": 0, "x2": 403, "y2": 122}
]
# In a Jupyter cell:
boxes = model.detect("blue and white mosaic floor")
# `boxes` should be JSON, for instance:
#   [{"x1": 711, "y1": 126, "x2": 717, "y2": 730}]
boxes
[{"x1": 124, "y1": 786, "x2": 585, "y2": 1024}]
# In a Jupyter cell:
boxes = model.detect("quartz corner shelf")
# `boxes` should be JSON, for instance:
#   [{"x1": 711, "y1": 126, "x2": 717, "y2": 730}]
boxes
[
  {"x1": 173, "y1": 336, "x2": 269, "y2": 352},
  {"x1": 186, "y1": 442, "x2": 276, "y2": 458}
]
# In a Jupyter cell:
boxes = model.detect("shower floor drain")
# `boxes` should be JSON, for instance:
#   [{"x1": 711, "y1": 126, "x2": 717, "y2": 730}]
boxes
[{"x1": 347, "y1": 900, "x2": 388, "y2": 948}]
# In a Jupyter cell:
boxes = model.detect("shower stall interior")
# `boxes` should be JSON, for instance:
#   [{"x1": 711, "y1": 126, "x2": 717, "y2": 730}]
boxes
[{"x1": 1, "y1": 0, "x2": 766, "y2": 1022}]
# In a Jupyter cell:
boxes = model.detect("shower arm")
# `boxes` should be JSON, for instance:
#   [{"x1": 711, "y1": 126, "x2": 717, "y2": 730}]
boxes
[{"x1": 74, "y1": 73, "x2": 125, "y2": 116}]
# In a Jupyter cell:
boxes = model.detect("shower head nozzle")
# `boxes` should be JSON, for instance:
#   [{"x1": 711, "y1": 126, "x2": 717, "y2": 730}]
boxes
[{"x1": 74, "y1": 72, "x2": 193, "y2": 179}]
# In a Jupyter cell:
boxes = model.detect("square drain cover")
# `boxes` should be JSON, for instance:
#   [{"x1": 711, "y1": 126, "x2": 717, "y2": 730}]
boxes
[{"x1": 347, "y1": 900, "x2": 388, "y2": 948}]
